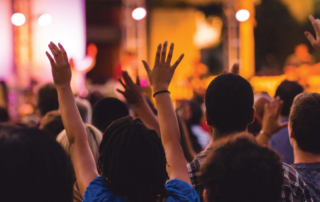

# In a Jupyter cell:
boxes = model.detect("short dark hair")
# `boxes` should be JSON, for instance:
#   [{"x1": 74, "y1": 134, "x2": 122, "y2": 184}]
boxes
[
  {"x1": 98, "y1": 116, "x2": 169, "y2": 202},
  {"x1": 200, "y1": 135, "x2": 283, "y2": 202},
  {"x1": 290, "y1": 92, "x2": 320, "y2": 154},
  {"x1": 205, "y1": 73, "x2": 254, "y2": 137},
  {"x1": 0, "y1": 125, "x2": 73, "y2": 201},
  {"x1": 275, "y1": 80, "x2": 303, "y2": 116},
  {"x1": 39, "y1": 110, "x2": 64, "y2": 139},
  {"x1": 37, "y1": 83, "x2": 59, "y2": 117},
  {"x1": 92, "y1": 98, "x2": 129, "y2": 132}
]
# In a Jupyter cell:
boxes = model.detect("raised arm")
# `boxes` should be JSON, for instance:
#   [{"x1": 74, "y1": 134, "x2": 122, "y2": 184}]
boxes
[
  {"x1": 46, "y1": 42, "x2": 98, "y2": 196},
  {"x1": 256, "y1": 97, "x2": 287, "y2": 146},
  {"x1": 142, "y1": 41, "x2": 191, "y2": 184},
  {"x1": 117, "y1": 71, "x2": 160, "y2": 135}
]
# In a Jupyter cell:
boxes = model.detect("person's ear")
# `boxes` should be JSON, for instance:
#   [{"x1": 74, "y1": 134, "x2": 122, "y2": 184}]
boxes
[
  {"x1": 249, "y1": 107, "x2": 256, "y2": 124},
  {"x1": 289, "y1": 124, "x2": 295, "y2": 139},
  {"x1": 203, "y1": 189, "x2": 208, "y2": 202},
  {"x1": 205, "y1": 110, "x2": 211, "y2": 126}
]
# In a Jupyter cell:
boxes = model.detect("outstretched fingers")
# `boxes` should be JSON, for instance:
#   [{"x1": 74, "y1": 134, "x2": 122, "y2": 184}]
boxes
[
  {"x1": 309, "y1": 16, "x2": 320, "y2": 38},
  {"x1": 171, "y1": 53, "x2": 184, "y2": 70},
  {"x1": 154, "y1": 43, "x2": 162, "y2": 66},
  {"x1": 58, "y1": 43, "x2": 68, "y2": 62},
  {"x1": 142, "y1": 60, "x2": 151, "y2": 76},
  {"x1": 46, "y1": 51, "x2": 55, "y2": 66},
  {"x1": 117, "y1": 77, "x2": 127, "y2": 90},
  {"x1": 166, "y1": 43, "x2": 174, "y2": 65},
  {"x1": 160, "y1": 41, "x2": 168, "y2": 63}
]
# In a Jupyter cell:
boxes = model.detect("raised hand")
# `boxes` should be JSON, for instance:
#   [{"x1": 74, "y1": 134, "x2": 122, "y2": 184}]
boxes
[
  {"x1": 46, "y1": 42, "x2": 72, "y2": 89},
  {"x1": 261, "y1": 96, "x2": 288, "y2": 137},
  {"x1": 117, "y1": 71, "x2": 144, "y2": 105},
  {"x1": 305, "y1": 15, "x2": 320, "y2": 52},
  {"x1": 142, "y1": 41, "x2": 184, "y2": 92}
]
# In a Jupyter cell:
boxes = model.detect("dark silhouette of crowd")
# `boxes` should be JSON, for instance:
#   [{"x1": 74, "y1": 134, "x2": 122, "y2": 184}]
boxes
[{"x1": 2, "y1": 14, "x2": 320, "y2": 202}]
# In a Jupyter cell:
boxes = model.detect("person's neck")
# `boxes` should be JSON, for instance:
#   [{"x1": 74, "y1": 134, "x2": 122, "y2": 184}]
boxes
[
  {"x1": 208, "y1": 128, "x2": 247, "y2": 146},
  {"x1": 294, "y1": 146, "x2": 320, "y2": 164}
]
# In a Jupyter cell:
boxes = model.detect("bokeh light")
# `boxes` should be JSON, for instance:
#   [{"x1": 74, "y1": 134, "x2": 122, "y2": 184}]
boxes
[
  {"x1": 235, "y1": 9, "x2": 250, "y2": 22},
  {"x1": 38, "y1": 14, "x2": 52, "y2": 27},
  {"x1": 132, "y1": 7, "x2": 147, "y2": 21},
  {"x1": 11, "y1": 13, "x2": 26, "y2": 26}
]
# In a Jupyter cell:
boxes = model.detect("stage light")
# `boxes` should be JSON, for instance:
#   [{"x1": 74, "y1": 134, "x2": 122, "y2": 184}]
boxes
[
  {"x1": 132, "y1": 7, "x2": 146, "y2": 21},
  {"x1": 11, "y1": 13, "x2": 26, "y2": 26},
  {"x1": 235, "y1": 9, "x2": 250, "y2": 22},
  {"x1": 38, "y1": 14, "x2": 52, "y2": 27}
]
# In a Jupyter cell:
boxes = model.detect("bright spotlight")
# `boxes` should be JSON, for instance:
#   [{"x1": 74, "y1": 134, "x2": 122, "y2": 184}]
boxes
[
  {"x1": 235, "y1": 9, "x2": 250, "y2": 22},
  {"x1": 11, "y1": 13, "x2": 26, "y2": 26},
  {"x1": 132, "y1": 7, "x2": 147, "y2": 21},
  {"x1": 38, "y1": 14, "x2": 52, "y2": 27}
]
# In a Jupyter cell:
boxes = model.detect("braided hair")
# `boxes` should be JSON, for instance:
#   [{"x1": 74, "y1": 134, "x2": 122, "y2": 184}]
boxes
[{"x1": 98, "y1": 116, "x2": 169, "y2": 202}]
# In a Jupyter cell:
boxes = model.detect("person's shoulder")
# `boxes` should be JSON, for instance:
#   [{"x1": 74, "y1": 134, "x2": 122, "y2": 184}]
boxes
[
  {"x1": 165, "y1": 179, "x2": 200, "y2": 202},
  {"x1": 83, "y1": 176, "x2": 126, "y2": 202},
  {"x1": 187, "y1": 148, "x2": 211, "y2": 172},
  {"x1": 281, "y1": 163, "x2": 314, "y2": 202}
]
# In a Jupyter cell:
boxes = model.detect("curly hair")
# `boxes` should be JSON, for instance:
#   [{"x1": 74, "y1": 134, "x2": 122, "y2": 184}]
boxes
[
  {"x1": 98, "y1": 116, "x2": 169, "y2": 202},
  {"x1": 200, "y1": 134, "x2": 284, "y2": 202}
]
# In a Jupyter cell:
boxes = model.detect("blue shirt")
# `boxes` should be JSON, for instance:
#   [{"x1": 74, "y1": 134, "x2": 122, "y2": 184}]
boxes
[
  {"x1": 292, "y1": 162, "x2": 320, "y2": 202},
  {"x1": 270, "y1": 118, "x2": 294, "y2": 164},
  {"x1": 83, "y1": 176, "x2": 200, "y2": 202}
]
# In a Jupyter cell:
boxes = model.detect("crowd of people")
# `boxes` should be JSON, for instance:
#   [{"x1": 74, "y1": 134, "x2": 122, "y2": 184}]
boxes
[{"x1": 1, "y1": 15, "x2": 320, "y2": 202}]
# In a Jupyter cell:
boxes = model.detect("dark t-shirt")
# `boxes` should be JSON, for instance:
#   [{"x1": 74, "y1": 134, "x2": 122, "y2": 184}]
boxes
[{"x1": 293, "y1": 162, "x2": 320, "y2": 202}]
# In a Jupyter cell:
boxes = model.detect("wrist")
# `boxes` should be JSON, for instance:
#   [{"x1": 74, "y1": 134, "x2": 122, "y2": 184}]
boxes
[
  {"x1": 55, "y1": 85, "x2": 72, "y2": 92},
  {"x1": 153, "y1": 85, "x2": 168, "y2": 93}
]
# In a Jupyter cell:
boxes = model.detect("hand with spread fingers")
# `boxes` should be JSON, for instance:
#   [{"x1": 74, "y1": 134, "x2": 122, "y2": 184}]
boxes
[
  {"x1": 46, "y1": 42, "x2": 72, "y2": 89},
  {"x1": 261, "y1": 96, "x2": 288, "y2": 137},
  {"x1": 116, "y1": 71, "x2": 144, "y2": 105},
  {"x1": 142, "y1": 41, "x2": 184, "y2": 92},
  {"x1": 305, "y1": 15, "x2": 320, "y2": 52}
]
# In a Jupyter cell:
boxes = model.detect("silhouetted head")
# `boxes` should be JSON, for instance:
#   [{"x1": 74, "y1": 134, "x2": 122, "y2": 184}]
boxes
[
  {"x1": 289, "y1": 92, "x2": 320, "y2": 154},
  {"x1": 92, "y1": 98, "x2": 129, "y2": 132},
  {"x1": 39, "y1": 110, "x2": 64, "y2": 139},
  {"x1": 37, "y1": 83, "x2": 59, "y2": 117},
  {"x1": 98, "y1": 116, "x2": 168, "y2": 202},
  {"x1": 275, "y1": 80, "x2": 303, "y2": 117},
  {"x1": 201, "y1": 134, "x2": 283, "y2": 202},
  {"x1": 0, "y1": 125, "x2": 73, "y2": 201},
  {"x1": 205, "y1": 73, "x2": 254, "y2": 138}
]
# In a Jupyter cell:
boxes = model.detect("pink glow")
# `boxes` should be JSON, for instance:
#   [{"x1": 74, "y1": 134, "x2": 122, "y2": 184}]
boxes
[
  {"x1": 0, "y1": 0, "x2": 14, "y2": 80},
  {"x1": 31, "y1": 0, "x2": 86, "y2": 83}
]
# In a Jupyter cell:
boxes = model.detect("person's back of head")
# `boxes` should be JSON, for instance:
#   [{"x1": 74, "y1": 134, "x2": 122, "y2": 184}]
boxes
[
  {"x1": 92, "y1": 97, "x2": 129, "y2": 132},
  {"x1": 76, "y1": 97, "x2": 92, "y2": 124},
  {"x1": 290, "y1": 92, "x2": 320, "y2": 154},
  {"x1": 205, "y1": 73, "x2": 254, "y2": 138},
  {"x1": 39, "y1": 110, "x2": 64, "y2": 139},
  {"x1": 275, "y1": 80, "x2": 303, "y2": 117},
  {"x1": 98, "y1": 116, "x2": 169, "y2": 202},
  {"x1": 57, "y1": 124, "x2": 102, "y2": 164},
  {"x1": 37, "y1": 83, "x2": 59, "y2": 117},
  {"x1": 188, "y1": 101, "x2": 203, "y2": 125},
  {"x1": 0, "y1": 125, "x2": 73, "y2": 202},
  {"x1": 200, "y1": 134, "x2": 283, "y2": 202}
]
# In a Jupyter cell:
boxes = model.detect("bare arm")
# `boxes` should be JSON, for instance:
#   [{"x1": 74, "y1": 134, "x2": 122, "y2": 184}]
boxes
[
  {"x1": 117, "y1": 71, "x2": 161, "y2": 135},
  {"x1": 178, "y1": 116, "x2": 197, "y2": 162},
  {"x1": 142, "y1": 41, "x2": 191, "y2": 184},
  {"x1": 46, "y1": 42, "x2": 98, "y2": 196}
]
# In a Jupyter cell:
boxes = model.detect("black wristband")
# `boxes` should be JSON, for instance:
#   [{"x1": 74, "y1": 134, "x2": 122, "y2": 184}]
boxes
[{"x1": 153, "y1": 90, "x2": 170, "y2": 97}]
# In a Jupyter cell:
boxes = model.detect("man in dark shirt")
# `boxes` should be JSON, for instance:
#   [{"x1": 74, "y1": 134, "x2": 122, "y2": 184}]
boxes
[
  {"x1": 289, "y1": 92, "x2": 320, "y2": 202},
  {"x1": 187, "y1": 72, "x2": 313, "y2": 202}
]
